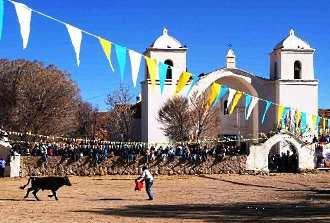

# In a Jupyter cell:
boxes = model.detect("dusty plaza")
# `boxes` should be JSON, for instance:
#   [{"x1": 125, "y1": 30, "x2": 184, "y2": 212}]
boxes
[
  {"x1": 2, "y1": 0, "x2": 330, "y2": 223},
  {"x1": 1, "y1": 173, "x2": 330, "y2": 222}
]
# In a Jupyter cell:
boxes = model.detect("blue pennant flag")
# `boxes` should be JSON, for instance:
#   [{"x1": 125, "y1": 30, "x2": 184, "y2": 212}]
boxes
[
  {"x1": 300, "y1": 112, "x2": 307, "y2": 133},
  {"x1": 244, "y1": 94, "x2": 252, "y2": 119},
  {"x1": 261, "y1": 100, "x2": 272, "y2": 124},
  {"x1": 316, "y1": 116, "x2": 321, "y2": 130},
  {"x1": 115, "y1": 44, "x2": 127, "y2": 82},
  {"x1": 213, "y1": 84, "x2": 229, "y2": 107},
  {"x1": 0, "y1": 0, "x2": 3, "y2": 40},
  {"x1": 281, "y1": 107, "x2": 290, "y2": 127},
  {"x1": 186, "y1": 74, "x2": 200, "y2": 96},
  {"x1": 158, "y1": 62, "x2": 168, "y2": 94}
]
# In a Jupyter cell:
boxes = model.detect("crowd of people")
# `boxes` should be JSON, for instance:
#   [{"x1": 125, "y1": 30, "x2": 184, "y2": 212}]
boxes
[
  {"x1": 268, "y1": 150, "x2": 299, "y2": 172},
  {"x1": 8, "y1": 140, "x2": 249, "y2": 165}
]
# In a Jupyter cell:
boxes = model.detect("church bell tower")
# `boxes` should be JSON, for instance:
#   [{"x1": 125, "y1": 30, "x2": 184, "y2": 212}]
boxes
[
  {"x1": 270, "y1": 29, "x2": 318, "y2": 128},
  {"x1": 141, "y1": 28, "x2": 187, "y2": 142}
]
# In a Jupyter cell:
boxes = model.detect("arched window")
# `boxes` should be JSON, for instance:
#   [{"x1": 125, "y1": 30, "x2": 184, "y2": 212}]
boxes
[
  {"x1": 224, "y1": 100, "x2": 229, "y2": 115},
  {"x1": 294, "y1": 61, "x2": 302, "y2": 79},
  {"x1": 164, "y1": 59, "x2": 173, "y2": 79},
  {"x1": 274, "y1": 62, "x2": 278, "y2": 79}
]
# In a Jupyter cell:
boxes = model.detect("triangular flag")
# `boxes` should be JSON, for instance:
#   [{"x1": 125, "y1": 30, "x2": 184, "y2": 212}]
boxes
[
  {"x1": 13, "y1": 2, "x2": 32, "y2": 49},
  {"x1": 261, "y1": 100, "x2": 272, "y2": 124},
  {"x1": 245, "y1": 94, "x2": 252, "y2": 117},
  {"x1": 295, "y1": 111, "x2": 302, "y2": 129},
  {"x1": 65, "y1": 24, "x2": 82, "y2": 66},
  {"x1": 300, "y1": 112, "x2": 307, "y2": 133},
  {"x1": 145, "y1": 56, "x2": 157, "y2": 89},
  {"x1": 128, "y1": 50, "x2": 142, "y2": 88},
  {"x1": 158, "y1": 62, "x2": 168, "y2": 94},
  {"x1": 311, "y1": 114, "x2": 317, "y2": 130},
  {"x1": 226, "y1": 88, "x2": 236, "y2": 107},
  {"x1": 0, "y1": 0, "x2": 4, "y2": 40},
  {"x1": 282, "y1": 107, "x2": 290, "y2": 128},
  {"x1": 316, "y1": 116, "x2": 321, "y2": 130},
  {"x1": 115, "y1": 44, "x2": 127, "y2": 81},
  {"x1": 186, "y1": 74, "x2": 200, "y2": 96},
  {"x1": 176, "y1": 71, "x2": 192, "y2": 94},
  {"x1": 277, "y1": 105, "x2": 285, "y2": 127},
  {"x1": 98, "y1": 37, "x2": 114, "y2": 72},
  {"x1": 245, "y1": 95, "x2": 258, "y2": 120},
  {"x1": 207, "y1": 83, "x2": 221, "y2": 107},
  {"x1": 213, "y1": 85, "x2": 229, "y2": 106},
  {"x1": 229, "y1": 91, "x2": 243, "y2": 114}
]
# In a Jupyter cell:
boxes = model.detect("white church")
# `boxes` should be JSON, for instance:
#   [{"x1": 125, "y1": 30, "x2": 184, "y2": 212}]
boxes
[{"x1": 139, "y1": 28, "x2": 318, "y2": 143}]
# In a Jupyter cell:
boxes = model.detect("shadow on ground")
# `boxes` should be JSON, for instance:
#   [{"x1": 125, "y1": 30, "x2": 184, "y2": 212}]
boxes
[
  {"x1": 73, "y1": 202, "x2": 330, "y2": 222},
  {"x1": 73, "y1": 176, "x2": 330, "y2": 222}
]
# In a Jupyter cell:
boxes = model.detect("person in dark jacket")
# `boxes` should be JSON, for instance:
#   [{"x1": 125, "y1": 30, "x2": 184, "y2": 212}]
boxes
[{"x1": 0, "y1": 157, "x2": 6, "y2": 177}]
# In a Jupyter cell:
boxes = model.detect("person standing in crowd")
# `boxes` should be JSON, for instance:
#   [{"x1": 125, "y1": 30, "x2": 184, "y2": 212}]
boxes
[
  {"x1": 0, "y1": 157, "x2": 6, "y2": 177},
  {"x1": 136, "y1": 166, "x2": 154, "y2": 200}
]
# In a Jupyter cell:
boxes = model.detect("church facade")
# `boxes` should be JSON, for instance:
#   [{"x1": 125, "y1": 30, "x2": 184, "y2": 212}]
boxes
[{"x1": 140, "y1": 28, "x2": 318, "y2": 143}]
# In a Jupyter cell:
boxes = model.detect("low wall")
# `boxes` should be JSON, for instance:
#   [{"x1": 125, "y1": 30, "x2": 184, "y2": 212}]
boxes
[{"x1": 20, "y1": 155, "x2": 247, "y2": 177}]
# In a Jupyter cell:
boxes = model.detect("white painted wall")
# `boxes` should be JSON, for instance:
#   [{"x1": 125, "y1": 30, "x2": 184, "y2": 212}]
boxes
[
  {"x1": 247, "y1": 134, "x2": 316, "y2": 171},
  {"x1": 279, "y1": 50, "x2": 314, "y2": 80},
  {"x1": 276, "y1": 81, "x2": 318, "y2": 114},
  {"x1": 141, "y1": 48, "x2": 187, "y2": 143}
]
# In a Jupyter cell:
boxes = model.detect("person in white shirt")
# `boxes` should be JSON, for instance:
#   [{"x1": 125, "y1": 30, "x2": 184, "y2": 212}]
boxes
[{"x1": 137, "y1": 166, "x2": 154, "y2": 200}]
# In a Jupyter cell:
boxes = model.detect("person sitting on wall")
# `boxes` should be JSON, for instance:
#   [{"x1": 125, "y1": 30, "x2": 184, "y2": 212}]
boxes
[{"x1": 0, "y1": 157, "x2": 6, "y2": 177}]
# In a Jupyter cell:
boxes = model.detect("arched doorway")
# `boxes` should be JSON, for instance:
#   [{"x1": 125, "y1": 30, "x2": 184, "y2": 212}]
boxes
[
  {"x1": 247, "y1": 133, "x2": 315, "y2": 171},
  {"x1": 189, "y1": 69, "x2": 259, "y2": 139},
  {"x1": 268, "y1": 140, "x2": 299, "y2": 172}
]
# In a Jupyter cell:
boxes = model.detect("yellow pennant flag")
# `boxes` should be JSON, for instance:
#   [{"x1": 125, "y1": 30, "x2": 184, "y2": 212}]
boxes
[
  {"x1": 311, "y1": 115, "x2": 317, "y2": 129},
  {"x1": 229, "y1": 91, "x2": 243, "y2": 114},
  {"x1": 145, "y1": 56, "x2": 158, "y2": 89},
  {"x1": 322, "y1": 117, "x2": 326, "y2": 132},
  {"x1": 176, "y1": 71, "x2": 192, "y2": 94},
  {"x1": 294, "y1": 111, "x2": 301, "y2": 129},
  {"x1": 277, "y1": 105, "x2": 285, "y2": 127},
  {"x1": 207, "y1": 83, "x2": 221, "y2": 107},
  {"x1": 98, "y1": 37, "x2": 114, "y2": 71}
]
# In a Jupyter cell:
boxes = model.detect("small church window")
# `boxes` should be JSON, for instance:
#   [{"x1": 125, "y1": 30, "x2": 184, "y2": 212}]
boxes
[
  {"x1": 274, "y1": 62, "x2": 278, "y2": 79},
  {"x1": 294, "y1": 61, "x2": 302, "y2": 79},
  {"x1": 164, "y1": 59, "x2": 173, "y2": 79},
  {"x1": 224, "y1": 100, "x2": 229, "y2": 115}
]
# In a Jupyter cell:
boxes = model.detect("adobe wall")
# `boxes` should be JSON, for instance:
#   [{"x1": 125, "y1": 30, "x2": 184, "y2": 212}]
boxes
[{"x1": 20, "y1": 155, "x2": 247, "y2": 177}]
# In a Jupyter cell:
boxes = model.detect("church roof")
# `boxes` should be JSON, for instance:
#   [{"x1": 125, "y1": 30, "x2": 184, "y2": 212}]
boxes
[
  {"x1": 150, "y1": 28, "x2": 186, "y2": 49},
  {"x1": 274, "y1": 29, "x2": 312, "y2": 50},
  {"x1": 199, "y1": 67, "x2": 269, "y2": 81}
]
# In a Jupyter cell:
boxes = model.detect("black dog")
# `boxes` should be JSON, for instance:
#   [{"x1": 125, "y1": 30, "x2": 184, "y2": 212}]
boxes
[{"x1": 20, "y1": 176, "x2": 72, "y2": 201}]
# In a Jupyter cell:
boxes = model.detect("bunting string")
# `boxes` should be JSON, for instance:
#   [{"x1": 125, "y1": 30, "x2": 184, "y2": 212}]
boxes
[{"x1": 1, "y1": 0, "x2": 329, "y2": 135}]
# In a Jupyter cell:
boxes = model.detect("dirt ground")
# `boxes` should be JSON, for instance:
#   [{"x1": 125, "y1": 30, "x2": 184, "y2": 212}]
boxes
[{"x1": 1, "y1": 174, "x2": 330, "y2": 222}]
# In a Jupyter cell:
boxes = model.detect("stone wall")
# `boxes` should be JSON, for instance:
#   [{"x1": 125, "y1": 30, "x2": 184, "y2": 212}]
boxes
[{"x1": 20, "y1": 155, "x2": 247, "y2": 177}]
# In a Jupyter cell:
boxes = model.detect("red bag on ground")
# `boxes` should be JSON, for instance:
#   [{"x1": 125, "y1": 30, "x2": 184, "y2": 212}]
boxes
[{"x1": 135, "y1": 180, "x2": 144, "y2": 191}]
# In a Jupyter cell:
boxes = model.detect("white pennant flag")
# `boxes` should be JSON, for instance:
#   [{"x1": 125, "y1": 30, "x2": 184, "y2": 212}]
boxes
[
  {"x1": 65, "y1": 24, "x2": 82, "y2": 66},
  {"x1": 13, "y1": 2, "x2": 32, "y2": 49},
  {"x1": 227, "y1": 88, "x2": 237, "y2": 107},
  {"x1": 245, "y1": 97, "x2": 258, "y2": 120},
  {"x1": 128, "y1": 50, "x2": 142, "y2": 88}
]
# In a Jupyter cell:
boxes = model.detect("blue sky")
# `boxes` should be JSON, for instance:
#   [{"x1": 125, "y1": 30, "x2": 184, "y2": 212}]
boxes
[{"x1": 1, "y1": 0, "x2": 330, "y2": 110}]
